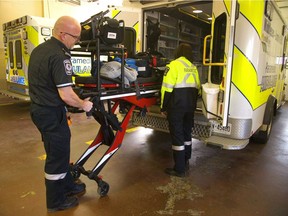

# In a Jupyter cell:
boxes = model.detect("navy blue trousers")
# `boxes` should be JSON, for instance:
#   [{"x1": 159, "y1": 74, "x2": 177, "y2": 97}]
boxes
[
  {"x1": 167, "y1": 111, "x2": 193, "y2": 172},
  {"x1": 30, "y1": 103, "x2": 75, "y2": 208}
]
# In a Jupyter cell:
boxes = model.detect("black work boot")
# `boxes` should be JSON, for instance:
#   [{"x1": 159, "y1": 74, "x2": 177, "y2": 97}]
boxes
[
  {"x1": 66, "y1": 181, "x2": 86, "y2": 197},
  {"x1": 165, "y1": 150, "x2": 186, "y2": 177},
  {"x1": 164, "y1": 168, "x2": 186, "y2": 177},
  {"x1": 47, "y1": 196, "x2": 79, "y2": 212},
  {"x1": 185, "y1": 160, "x2": 190, "y2": 171},
  {"x1": 64, "y1": 172, "x2": 86, "y2": 197},
  {"x1": 46, "y1": 178, "x2": 79, "y2": 212},
  {"x1": 173, "y1": 150, "x2": 186, "y2": 172}
]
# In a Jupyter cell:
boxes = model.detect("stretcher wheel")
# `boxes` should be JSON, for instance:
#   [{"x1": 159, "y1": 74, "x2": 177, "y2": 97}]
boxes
[{"x1": 97, "y1": 180, "x2": 110, "y2": 197}]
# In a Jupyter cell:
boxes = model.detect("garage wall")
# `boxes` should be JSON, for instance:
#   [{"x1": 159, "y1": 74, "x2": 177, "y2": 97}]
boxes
[
  {"x1": 42, "y1": 1, "x2": 142, "y2": 28},
  {"x1": 43, "y1": 1, "x2": 110, "y2": 22}
]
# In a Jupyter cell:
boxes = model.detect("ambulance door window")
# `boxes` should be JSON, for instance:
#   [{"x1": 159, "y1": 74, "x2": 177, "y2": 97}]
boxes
[
  {"x1": 211, "y1": 13, "x2": 226, "y2": 84},
  {"x1": 15, "y1": 40, "x2": 23, "y2": 69},
  {"x1": 123, "y1": 27, "x2": 136, "y2": 58},
  {"x1": 8, "y1": 41, "x2": 14, "y2": 69}
]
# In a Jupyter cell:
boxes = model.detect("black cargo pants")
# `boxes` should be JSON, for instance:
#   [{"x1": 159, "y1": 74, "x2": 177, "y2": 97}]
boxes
[
  {"x1": 167, "y1": 111, "x2": 193, "y2": 173},
  {"x1": 30, "y1": 103, "x2": 75, "y2": 208}
]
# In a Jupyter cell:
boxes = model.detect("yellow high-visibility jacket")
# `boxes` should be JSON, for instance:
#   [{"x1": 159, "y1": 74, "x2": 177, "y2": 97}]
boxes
[{"x1": 160, "y1": 56, "x2": 200, "y2": 112}]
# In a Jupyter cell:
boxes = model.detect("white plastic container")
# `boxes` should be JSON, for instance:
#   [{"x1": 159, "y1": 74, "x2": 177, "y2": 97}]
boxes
[{"x1": 202, "y1": 83, "x2": 220, "y2": 119}]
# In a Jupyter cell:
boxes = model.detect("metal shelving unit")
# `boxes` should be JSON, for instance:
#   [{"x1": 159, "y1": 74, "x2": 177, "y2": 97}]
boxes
[{"x1": 145, "y1": 11, "x2": 203, "y2": 61}]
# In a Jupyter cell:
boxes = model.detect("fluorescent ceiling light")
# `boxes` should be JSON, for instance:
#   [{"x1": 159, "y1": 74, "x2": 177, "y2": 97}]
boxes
[{"x1": 193, "y1": 9, "x2": 203, "y2": 14}]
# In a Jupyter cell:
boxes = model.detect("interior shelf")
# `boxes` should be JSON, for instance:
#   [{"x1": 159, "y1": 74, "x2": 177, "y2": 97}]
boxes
[{"x1": 145, "y1": 11, "x2": 203, "y2": 61}]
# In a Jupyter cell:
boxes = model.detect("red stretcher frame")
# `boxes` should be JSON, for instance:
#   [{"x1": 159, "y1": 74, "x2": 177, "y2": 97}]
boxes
[{"x1": 70, "y1": 81, "x2": 160, "y2": 196}]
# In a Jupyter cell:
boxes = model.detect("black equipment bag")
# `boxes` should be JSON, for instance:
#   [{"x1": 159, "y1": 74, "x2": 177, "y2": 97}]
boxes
[
  {"x1": 134, "y1": 52, "x2": 152, "y2": 78},
  {"x1": 133, "y1": 51, "x2": 168, "y2": 78},
  {"x1": 80, "y1": 10, "x2": 125, "y2": 45},
  {"x1": 98, "y1": 17, "x2": 124, "y2": 45}
]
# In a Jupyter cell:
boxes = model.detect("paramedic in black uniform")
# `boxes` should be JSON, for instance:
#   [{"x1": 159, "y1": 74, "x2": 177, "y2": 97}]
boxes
[
  {"x1": 161, "y1": 43, "x2": 201, "y2": 177},
  {"x1": 28, "y1": 16, "x2": 93, "y2": 212}
]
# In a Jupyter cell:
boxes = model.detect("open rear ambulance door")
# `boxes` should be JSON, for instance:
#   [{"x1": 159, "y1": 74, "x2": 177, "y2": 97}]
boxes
[{"x1": 203, "y1": 0, "x2": 239, "y2": 127}]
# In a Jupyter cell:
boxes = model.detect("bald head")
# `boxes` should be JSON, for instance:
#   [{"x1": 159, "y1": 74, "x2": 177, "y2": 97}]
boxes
[
  {"x1": 53, "y1": 16, "x2": 81, "y2": 36},
  {"x1": 53, "y1": 16, "x2": 81, "y2": 49}
]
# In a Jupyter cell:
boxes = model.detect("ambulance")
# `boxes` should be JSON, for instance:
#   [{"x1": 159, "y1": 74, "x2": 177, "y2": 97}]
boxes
[
  {"x1": 2, "y1": 15, "x2": 92, "y2": 99},
  {"x1": 2, "y1": 1, "x2": 287, "y2": 150},
  {"x1": 2, "y1": 16, "x2": 54, "y2": 99},
  {"x1": 132, "y1": 0, "x2": 288, "y2": 149}
]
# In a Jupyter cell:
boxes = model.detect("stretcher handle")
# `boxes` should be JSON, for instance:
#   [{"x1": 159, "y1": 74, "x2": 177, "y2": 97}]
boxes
[
  {"x1": 86, "y1": 96, "x2": 99, "y2": 118},
  {"x1": 86, "y1": 108, "x2": 93, "y2": 118},
  {"x1": 81, "y1": 9, "x2": 109, "y2": 25}
]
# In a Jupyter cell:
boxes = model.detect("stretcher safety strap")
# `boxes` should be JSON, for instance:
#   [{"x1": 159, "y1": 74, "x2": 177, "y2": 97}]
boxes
[
  {"x1": 172, "y1": 145, "x2": 185, "y2": 151},
  {"x1": 45, "y1": 172, "x2": 67, "y2": 180}
]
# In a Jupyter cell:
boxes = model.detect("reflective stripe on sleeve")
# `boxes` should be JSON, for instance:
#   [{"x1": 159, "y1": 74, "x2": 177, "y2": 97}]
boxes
[
  {"x1": 172, "y1": 145, "x2": 185, "y2": 151},
  {"x1": 56, "y1": 83, "x2": 74, "y2": 88},
  {"x1": 162, "y1": 82, "x2": 174, "y2": 90},
  {"x1": 184, "y1": 141, "x2": 192, "y2": 146},
  {"x1": 45, "y1": 172, "x2": 67, "y2": 180}
]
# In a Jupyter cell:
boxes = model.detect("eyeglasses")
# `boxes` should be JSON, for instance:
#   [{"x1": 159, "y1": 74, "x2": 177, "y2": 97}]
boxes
[{"x1": 61, "y1": 32, "x2": 81, "y2": 41}]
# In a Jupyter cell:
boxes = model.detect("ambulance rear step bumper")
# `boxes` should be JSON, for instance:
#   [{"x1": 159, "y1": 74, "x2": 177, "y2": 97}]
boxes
[
  {"x1": 132, "y1": 109, "x2": 250, "y2": 150},
  {"x1": 205, "y1": 136, "x2": 249, "y2": 150},
  {"x1": 131, "y1": 109, "x2": 211, "y2": 139}
]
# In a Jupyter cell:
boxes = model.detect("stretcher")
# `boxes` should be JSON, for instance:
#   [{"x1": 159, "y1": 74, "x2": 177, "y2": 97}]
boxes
[
  {"x1": 69, "y1": 9, "x2": 166, "y2": 196},
  {"x1": 70, "y1": 75, "x2": 162, "y2": 196}
]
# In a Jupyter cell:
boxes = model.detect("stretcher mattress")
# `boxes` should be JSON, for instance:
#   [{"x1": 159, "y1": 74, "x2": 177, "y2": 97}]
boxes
[{"x1": 74, "y1": 75, "x2": 162, "y2": 100}]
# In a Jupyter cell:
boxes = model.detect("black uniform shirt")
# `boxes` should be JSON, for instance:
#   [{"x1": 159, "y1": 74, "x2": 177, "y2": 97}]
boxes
[{"x1": 28, "y1": 37, "x2": 73, "y2": 107}]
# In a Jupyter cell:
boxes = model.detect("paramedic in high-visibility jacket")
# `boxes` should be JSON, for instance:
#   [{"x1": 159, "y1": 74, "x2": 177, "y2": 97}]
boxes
[{"x1": 160, "y1": 43, "x2": 201, "y2": 177}]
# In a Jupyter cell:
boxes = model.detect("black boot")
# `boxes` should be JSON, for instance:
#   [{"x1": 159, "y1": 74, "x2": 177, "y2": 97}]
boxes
[
  {"x1": 64, "y1": 172, "x2": 86, "y2": 197},
  {"x1": 185, "y1": 160, "x2": 190, "y2": 171},
  {"x1": 173, "y1": 149, "x2": 185, "y2": 173},
  {"x1": 164, "y1": 168, "x2": 186, "y2": 177},
  {"x1": 165, "y1": 150, "x2": 186, "y2": 177},
  {"x1": 45, "y1": 178, "x2": 65, "y2": 210},
  {"x1": 46, "y1": 178, "x2": 78, "y2": 212},
  {"x1": 47, "y1": 196, "x2": 78, "y2": 212},
  {"x1": 185, "y1": 142, "x2": 192, "y2": 171}
]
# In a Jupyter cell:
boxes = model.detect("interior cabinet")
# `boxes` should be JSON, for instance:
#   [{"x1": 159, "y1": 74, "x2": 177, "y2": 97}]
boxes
[
  {"x1": 179, "y1": 21, "x2": 202, "y2": 63},
  {"x1": 145, "y1": 11, "x2": 203, "y2": 62},
  {"x1": 158, "y1": 13, "x2": 178, "y2": 60}
]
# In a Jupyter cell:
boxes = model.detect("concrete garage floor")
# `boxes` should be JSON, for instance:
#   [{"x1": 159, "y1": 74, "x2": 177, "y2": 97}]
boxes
[{"x1": 1, "y1": 93, "x2": 288, "y2": 216}]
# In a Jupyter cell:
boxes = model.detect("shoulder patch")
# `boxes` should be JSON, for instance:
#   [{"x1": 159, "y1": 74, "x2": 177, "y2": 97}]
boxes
[
  {"x1": 63, "y1": 59, "x2": 73, "y2": 75},
  {"x1": 164, "y1": 66, "x2": 170, "y2": 76},
  {"x1": 62, "y1": 48, "x2": 71, "y2": 57}
]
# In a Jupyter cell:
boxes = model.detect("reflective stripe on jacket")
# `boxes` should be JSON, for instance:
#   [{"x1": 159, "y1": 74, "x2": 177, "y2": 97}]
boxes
[{"x1": 160, "y1": 56, "x2": 200, "y2": 112}]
